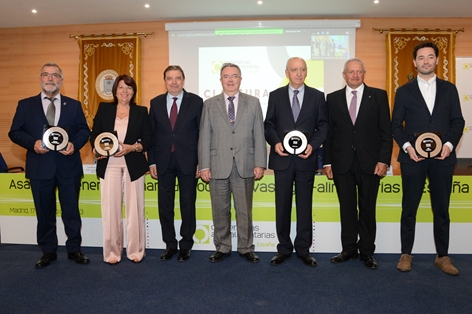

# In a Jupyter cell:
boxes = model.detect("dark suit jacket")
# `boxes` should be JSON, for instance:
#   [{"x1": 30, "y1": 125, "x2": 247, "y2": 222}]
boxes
[
  {"x1": 90, "y1": 102, "x2": 152, "y2": 181},
  {"x1": 265, "y1": 84, "x2": 329, "y2": 172},
  {"x1": 148, "y1": 90, "x2": 203, "y2": 176},
  {"x1": 392, "y1": 78, "x2": 464, "y2": 165},
  {"x1": 323, "y1": 85, "x2": 392, "y2": 174},
  {"x1": 9, "y1": 93, "x2": 90, "y2": 180}
]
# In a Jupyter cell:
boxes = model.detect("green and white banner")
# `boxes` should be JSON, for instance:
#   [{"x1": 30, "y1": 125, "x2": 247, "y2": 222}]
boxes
[{"x1": 1, "y1": 174, "x2": 471, "y2": 253}]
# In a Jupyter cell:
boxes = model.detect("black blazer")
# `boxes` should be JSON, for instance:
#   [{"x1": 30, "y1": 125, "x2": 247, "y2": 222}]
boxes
[
  {"x1": 90, "y1": 102, "x2": 152, "y2": 181},
  {"x1": 392, "y1": 78, "x2": 464, "y2": 165},
  {"x1": 9, "y1": 94, "x2": 90, "y2": 180},
  {"x1": 265, "y1": 84, "x2": 329, "y2": 172},
  {"x1": 148, "y1": 90, "x2": 203, "y2": 175},
  {"x1": 323, "y1": 85, "x2": 393, "y2": 174}
]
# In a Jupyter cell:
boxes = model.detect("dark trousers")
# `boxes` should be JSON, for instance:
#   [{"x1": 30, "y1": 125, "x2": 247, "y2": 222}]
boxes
[
  {"x1": 400, "y1": 159, "x2": 454, "y2": 256},
  {"x1": 274, "y1": 158, "x2": 315, "y2": 256},
  {"x1": 333, "y1": 153, "x2": 380, "y2": 257},
  {"x1": 158, "y1": 153, "x2": 197, "y2": 250},
  {"x1": 30, "y1": 174, "x2": 82, "y2": 254}
]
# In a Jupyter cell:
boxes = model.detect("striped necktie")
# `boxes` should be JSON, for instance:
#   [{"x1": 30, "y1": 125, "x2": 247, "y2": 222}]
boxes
[{"x1": 46, "y1": 97, "x2": 56, "y2": 126}]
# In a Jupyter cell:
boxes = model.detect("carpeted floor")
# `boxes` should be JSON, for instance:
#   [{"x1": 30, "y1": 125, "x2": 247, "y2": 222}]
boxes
[{"x1": 0, "y1": 244, "x2": 471, "y2": 313}]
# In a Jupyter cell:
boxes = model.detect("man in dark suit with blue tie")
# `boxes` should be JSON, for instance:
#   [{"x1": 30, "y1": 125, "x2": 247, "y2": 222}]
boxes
[
  {"x1": 323, "y1": 58, "x2": 392, "y2": 269},
  {"x1": 392, "y1": 42, "x2": 464, "y2": 275},
  {"x1": 148, "y1": 65, "x2": 203, "y2": 262},
  {"x1": 265, "y1": 57, "x2": 329, "y2": 267},
  {"x1": 9, "y1": 62, "x2": 91, "y2": 268}
]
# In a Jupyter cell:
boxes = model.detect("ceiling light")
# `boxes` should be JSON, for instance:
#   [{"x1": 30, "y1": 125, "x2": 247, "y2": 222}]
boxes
[
  {"x1": 32, "y1": 9, "x2": 37, "y2": 13},
  {"x1": 374, "y1": 0, "x2": 379, "y2": 3},
  {"x1": 145, "y1": 4, "x2": 150, "y2": 8},
  {"x1": 257, "y1": 1, "x2": 263, "y2": 5}
]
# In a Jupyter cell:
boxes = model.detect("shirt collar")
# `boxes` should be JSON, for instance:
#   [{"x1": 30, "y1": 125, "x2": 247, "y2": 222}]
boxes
[
  {"x1": 167, "y1": 91, "x2": 183, "y2": 102},
  {"x1": 289, "y1": 84, "x2": 305, "y2": 93},
  {"x1": 224, "y1": 92, "x2": 239, "y2": 101},
  {"x1": 41, "y1": 92, "x2": 60, "y2": 101},
  {"x1": 346, "y1": 83, "x2": 365, "y2": 94},
  {"x1": 417, "y1": 74, "x2": 436, "y2": 86}
]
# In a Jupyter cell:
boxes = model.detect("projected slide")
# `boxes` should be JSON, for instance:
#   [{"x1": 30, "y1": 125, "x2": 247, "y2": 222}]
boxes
[
  {"x1": 198, "y1": 46, "x2": 324, "y2": 115},
  {"x1": 311, "y1": 35, "x2": 350, "y2": 59},
  {"x1": 167, "y1": 20, "x2": 358, "y2": 113}
]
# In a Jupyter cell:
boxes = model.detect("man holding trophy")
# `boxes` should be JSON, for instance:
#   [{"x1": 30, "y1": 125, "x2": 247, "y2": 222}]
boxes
[
  {"x1": 392, "y1": 42, "x2": 465, "y2": 275},
  {"x1": 9, "y1": 62, "x2": 91, "y2": 268},
  {"x1": 264, "y1": 57, "x2": 328, "y2": 267}
]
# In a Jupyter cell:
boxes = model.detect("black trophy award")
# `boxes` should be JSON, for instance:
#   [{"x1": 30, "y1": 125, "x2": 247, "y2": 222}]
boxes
[
  {"x1": 94, "y1": 131, "x2": 120, "y2": 157},
  {"x1": 42, "y1": 126, "x2": 69, "y2": 151},
  {"x1": 283, "y1": 130, "x2": 308, "y2": 155},
  {"x1": 414, "y1": 132, "x2": 442, "y2": 158}
]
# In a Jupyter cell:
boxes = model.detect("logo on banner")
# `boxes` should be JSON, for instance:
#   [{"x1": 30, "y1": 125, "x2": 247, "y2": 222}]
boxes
[
  {"x1": 95, "y1": 69, "x2": 119, "y2": 100},
  {"x1": 194, "y1": 224, "x2": 211, "y2": 244},
  {"x1": 211, "y1": 61, "x2": 223, "y2": 74}
]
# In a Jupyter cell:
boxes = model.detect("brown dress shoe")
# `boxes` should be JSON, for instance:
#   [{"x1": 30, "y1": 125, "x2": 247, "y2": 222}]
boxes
[
  {"x1": 397, "y1": 254, "x2": 412, "y2": 272},
  {"x1": 435, "y1": 256, "x2": 459, "y2": 276}
]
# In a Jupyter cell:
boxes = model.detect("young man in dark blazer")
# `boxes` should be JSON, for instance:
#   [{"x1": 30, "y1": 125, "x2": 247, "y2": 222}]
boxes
[
  {"x1": 392, "y1": 42, "x2": 464, "y2": 275},
  {"x1": 148, "y1": 65, "x2": 203, "y2": 262},
  {"x1": 323, "y1": 58, "x2": 392, "y2": 269},
  {"x1": 9, "y1": 62, "x2": 91, "y2": 268},
  {"x1": 265, "y1": 57, "x2": 329, "y2": 267}
]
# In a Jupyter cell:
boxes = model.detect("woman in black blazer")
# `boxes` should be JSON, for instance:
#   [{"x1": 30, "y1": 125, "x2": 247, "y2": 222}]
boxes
[{"x1": 90, "y1": 75, "x2": 152, "y2": 264}]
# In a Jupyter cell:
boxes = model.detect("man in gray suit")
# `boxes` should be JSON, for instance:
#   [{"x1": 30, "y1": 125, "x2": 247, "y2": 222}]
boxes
[{"x1": 198, "y1": 63, "x2": 267, "y2": 263}]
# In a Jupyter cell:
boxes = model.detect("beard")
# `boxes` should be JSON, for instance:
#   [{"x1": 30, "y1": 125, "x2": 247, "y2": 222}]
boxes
[
  {"x1": 41, "y1": 82, "x2": 61, "y2": 95},
  {"x1": 416, "y1": 64, "x2": 436, "y2": 76}
]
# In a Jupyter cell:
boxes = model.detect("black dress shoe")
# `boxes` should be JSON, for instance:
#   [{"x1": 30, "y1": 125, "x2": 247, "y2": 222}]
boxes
[
  {"x1": 360, "y1": 255, "x2": 378, "y2": 269},
  {"x1": 209, "y1": 251, "x2": 231, "y2": 263},
  {"x1": 67, "y1": 251, "x2": 90, "y2": 264},
  {"x1": 330, "y1": 251, "x2": 359, "y2": 263},
  {"x1": 160, "y1": 248, "x2": 178, "y2": 261},
  {"x1": 178, "y1": 249, "x2": 191, "y2": 262},
  {"x1": 35, "y1": 253, "x2": 57, "y2": 269},
  {"x1": 298, "y1": 254, "x2": 317, "y2": 267},
  {"x1": 270, "y1": 253, "x2": 291, "y2": 266},
  {"x1": 239, "y1": 252, "x2": 260, "y2": 263}
]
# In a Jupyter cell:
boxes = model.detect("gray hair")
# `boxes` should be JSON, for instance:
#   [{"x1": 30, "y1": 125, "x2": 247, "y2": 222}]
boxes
[
  {"x1": 40, "y1": 62, "x2": 63, "y2": 78},
  {"x1": 343, "y1": 58, "x2": 366, "y2": 73},
  {"x1": 285, "y1": 57, "x2": 307, "y2": 70},
  {"x1": 220, "y1": 63, "x2": 241, "y2": 77}
]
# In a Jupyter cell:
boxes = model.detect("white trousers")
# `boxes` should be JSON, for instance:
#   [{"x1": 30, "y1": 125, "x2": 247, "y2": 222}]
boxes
[{"x1": 100, "y1": 166, "x2": 145, "y2": 262}]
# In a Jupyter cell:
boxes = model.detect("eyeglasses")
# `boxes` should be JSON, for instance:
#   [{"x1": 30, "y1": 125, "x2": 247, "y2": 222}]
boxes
[
  {"x1": 41, "y1": 72, "x2": 62, "y2": 79},
  {"x1": 221, "y1": 74, "x2": 240, "y2": 80}
]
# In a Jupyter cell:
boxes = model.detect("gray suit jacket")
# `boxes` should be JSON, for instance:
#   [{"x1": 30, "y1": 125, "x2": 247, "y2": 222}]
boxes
[{"x1": 198, "y1": 92, "x2": 267, "y2": 179}]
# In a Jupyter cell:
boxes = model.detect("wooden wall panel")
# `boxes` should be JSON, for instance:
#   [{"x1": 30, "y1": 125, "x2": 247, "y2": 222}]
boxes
[{"x1": 1, "y1": 18, "x2": 471, "y2": 169}]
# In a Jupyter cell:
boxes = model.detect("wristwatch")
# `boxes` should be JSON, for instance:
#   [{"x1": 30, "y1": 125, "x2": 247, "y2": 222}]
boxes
[{"x1": 135, "y1": 144, "x2": 139, "y2": 152}]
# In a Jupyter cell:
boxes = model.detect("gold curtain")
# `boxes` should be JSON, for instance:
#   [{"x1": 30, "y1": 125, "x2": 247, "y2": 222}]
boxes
[
  {"x1": 386, "y1": 32, "x2": 456, "y2": 174},
  {"x1": 386, "y1": 32, "x2": 456, "y2": 108},
  {"x1": 77, "y1": 36, "x2": 141, "y2": 128}
]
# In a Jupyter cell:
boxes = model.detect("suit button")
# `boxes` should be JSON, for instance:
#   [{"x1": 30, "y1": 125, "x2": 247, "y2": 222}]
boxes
[
  {"x1": 232, "y1": 131, "x2": 235, "y2": 134},
  {"x1": 230, "y1": 148, "x2": 233, "y2": 150}
]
